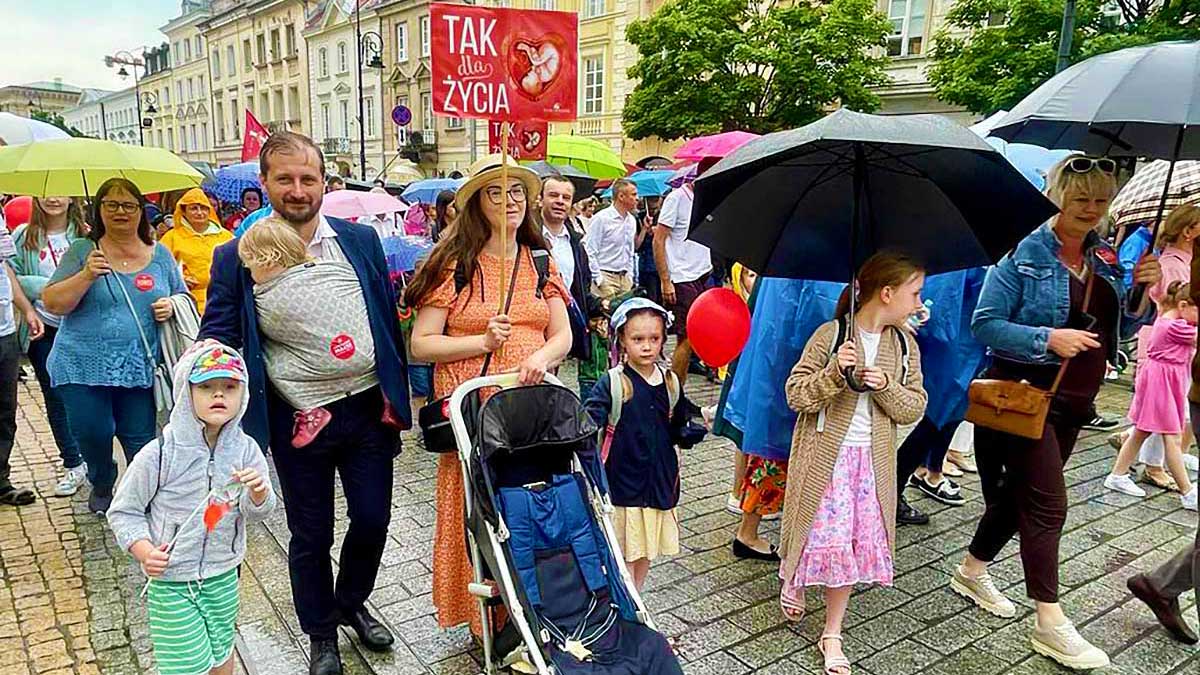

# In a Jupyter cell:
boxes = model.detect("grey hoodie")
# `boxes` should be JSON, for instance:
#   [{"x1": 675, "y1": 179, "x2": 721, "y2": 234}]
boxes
[{"x1": 107, "y1": 343, "x2": 277, "y2": 582}]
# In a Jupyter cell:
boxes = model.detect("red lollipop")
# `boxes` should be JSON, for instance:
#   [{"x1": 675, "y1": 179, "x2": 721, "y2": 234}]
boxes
[
  {"x1": 4, "y1": 196, "x2": 32, "y2": 231},
  {"x1": 686, "y1": 287, "x2": 751, "y2": 368}
]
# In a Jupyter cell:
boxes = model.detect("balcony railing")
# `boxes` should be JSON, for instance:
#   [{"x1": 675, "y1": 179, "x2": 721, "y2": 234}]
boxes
[
  {"x1": 322, "y1": 137, "x2": 351, "y2": 155},
  {"x1": 578, "y1": 118, "x2": 603, "y2": 136}
]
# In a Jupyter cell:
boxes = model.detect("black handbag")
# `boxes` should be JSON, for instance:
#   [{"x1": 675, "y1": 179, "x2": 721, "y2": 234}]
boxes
[{"x1": 419, "y1": 252, "x2": 522, "y2": 453}]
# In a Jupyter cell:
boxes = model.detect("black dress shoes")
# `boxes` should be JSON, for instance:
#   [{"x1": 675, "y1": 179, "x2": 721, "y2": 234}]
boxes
[
  {"x1": 897, "y1": 495, "x2": 930, "y2": 526},
  {"x1": 309, "y1": 638, "x2": 342, "y2": 675},
  {"x1": 732, "y1": 537, "x2": 781, "y2": 562},
  {"x1": 340, "y1": 607, "x2": 395, "y2": 652},
  {"x1": 1127, "y1": 574, "x2": 1199, "y2": 645}
]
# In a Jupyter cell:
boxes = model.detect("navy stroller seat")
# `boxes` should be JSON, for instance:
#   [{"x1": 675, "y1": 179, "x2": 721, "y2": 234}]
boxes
[{"x1": 455, "y1": 381, "x2": 682, "y2": 675}]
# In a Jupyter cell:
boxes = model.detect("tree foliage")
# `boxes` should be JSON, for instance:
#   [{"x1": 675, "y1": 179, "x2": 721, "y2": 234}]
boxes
[
  {"x1": 621, "y1": 0, "x2": 893, "y2": 141},
  {"x1": 30, "y1": 110, "x2": 85, "y2": 138},
  {"x1": 928, "y1": 0, "x2": 1200, "y2": 115}
]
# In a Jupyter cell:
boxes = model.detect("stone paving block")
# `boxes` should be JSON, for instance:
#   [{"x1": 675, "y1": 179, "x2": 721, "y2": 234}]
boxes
[
  {"x1": 726, "y1": 627, "x2": 803, "y2": 669},
  {"x1": 672, "y1": 618, "x2": 751, "y2": 662}
]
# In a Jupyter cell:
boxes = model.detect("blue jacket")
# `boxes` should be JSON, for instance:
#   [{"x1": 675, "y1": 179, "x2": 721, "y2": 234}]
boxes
[
  {"x1": 972, "y1": 222, "x2": 1127, "y2": 366},
  {"x1": 199, "y1": 218, "x2": 411, "y2": 449}
]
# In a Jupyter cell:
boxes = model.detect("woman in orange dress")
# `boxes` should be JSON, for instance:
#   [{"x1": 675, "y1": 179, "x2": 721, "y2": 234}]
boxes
[{"x1": 406, "y1": 154, "x2": 573, "y2": 634}]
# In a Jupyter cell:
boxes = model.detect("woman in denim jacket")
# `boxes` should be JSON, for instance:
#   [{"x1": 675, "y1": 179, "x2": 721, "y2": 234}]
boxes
[{"x1": 948, "y1": 156, "x2": 1162, "y2": 671}]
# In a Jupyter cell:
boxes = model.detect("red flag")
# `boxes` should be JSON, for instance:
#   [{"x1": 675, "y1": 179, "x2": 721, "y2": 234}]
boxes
[
  {"x1": 242, "y1": 110, "x2": 270, "y2": 162},
  {"x1": 203, "y1": 499, "x2": 233, "y2": 532}
]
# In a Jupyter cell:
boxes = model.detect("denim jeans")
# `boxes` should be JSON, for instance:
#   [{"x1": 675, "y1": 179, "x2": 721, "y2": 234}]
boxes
[
  {"x1": 58, "y1": 384, "x2": 156, "y2": 495},
  {"x1": 0, "y1": 334, "x2": 19, "y2": 490},
  {"x1": 25, "y1": 326, "x2": 82, "y2": 469}
]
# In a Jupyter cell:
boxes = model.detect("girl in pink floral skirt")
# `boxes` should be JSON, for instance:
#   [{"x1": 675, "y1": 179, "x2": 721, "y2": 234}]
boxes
[{"x1": 777, "y1": 253, "x2": 928, "y2": 675}]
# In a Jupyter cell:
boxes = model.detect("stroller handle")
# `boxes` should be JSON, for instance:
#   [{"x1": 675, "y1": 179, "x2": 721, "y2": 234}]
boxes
[{"x1": 447, "y1": 372, "x2": 567, "y2": 458}]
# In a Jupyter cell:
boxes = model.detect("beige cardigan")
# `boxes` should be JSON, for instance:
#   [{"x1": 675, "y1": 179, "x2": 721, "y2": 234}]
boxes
[{"x1": 778, "y1": 320, "x2": 927, "y2": 584}]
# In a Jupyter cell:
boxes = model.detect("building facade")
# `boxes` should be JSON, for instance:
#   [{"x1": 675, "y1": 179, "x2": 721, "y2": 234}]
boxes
[
  {"x1": 0, "y1": 80, "x2": 83, "y2": 119},
  {"x1": 156, "y1": 0, "x2": 218, "y2": 162},
  {"x1": 305, "y1": 0, "x2": 388, "y2": 179},
  {"x1": 61, "y1": 88, "x2": 143, "y2": 144},
  {"x1": 872, "y1": 0, "x2": 974, "y2": 122},
  {"x1": 201, "y1": 0, "x2": 312, "y2": 165}
]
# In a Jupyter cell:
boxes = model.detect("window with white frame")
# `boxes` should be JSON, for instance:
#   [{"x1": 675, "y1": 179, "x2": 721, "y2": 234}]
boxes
[
  {"x1": 583, "y1": 55, "x2": 604, "y2": 114},
  {"x1": 173, "y1": 42, "x2": 181, "y2": 65},
  {"x1": 195, "y1": 36, "x2": 202, "y2": 57},
  {"x1": 582, "y1": 0, "x2": 605, "y2": 18},
  {"x1": 337, "y1": 42, "x2": 348, "y2": 73},
  {"x1": 395, "y1": 23, "x2": 408, "y2": 62},
  {"x1": 286, "y1": 24, "x2": 296, "y2": 56},
  {"x1": 187, "y1": 78, "x2": 194, "y2": 101},
  {"x1": 201, "y1": 122, "x2": 208, "y2": 149},
  {"x1": 226, "y1": 45, "x2": 236, "y2": 76},
  {"x1": 340, "y1": 100, "x2": 349, "y2": 137},
  {"x1": 176, "y1": 82, "x2": 184, "y2": 103},
  {"x1": 213, "y1": 51, "x2": 221, "y2": 79},
  {"x1": 535, "y1": 0, "x2": 555, "y2": 8},
  {"x1": 420, "y1": 16, "x2": 431, "y2": 57},
  {"x1": 421, "y1": 92, "x2": 433, "y2": 130},
  {"x1": 319, "y1": 48, "x2": 329, "y2": 77},
  {"x1": 446, "y1": 115, "x2": 463, "y2": 129},
  {"x1": 184, "y1": 38, "x2": 192, "y2": 62},
  {"x1": 887, "y1": 0, "x2": 926, "y2": 57},
  {"x1": 365, "y1": 97, "x2": 376, "y2": 136},
  {"x1": 322, "y1": 102, "x2": 331, "y2": 138}
]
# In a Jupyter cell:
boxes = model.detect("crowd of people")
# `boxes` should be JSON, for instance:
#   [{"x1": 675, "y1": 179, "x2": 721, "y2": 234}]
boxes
[{"x1": 0, "y1": 132, "x2": 1198, "y2": 675}]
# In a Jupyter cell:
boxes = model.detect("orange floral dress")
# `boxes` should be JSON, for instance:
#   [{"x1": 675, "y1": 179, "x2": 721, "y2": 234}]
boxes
[{"x1": 421, "y1": 247, "x2": 569, "y2": 633}]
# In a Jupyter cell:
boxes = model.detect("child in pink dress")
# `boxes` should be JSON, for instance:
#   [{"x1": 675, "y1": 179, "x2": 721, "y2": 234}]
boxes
[{"x1": 1107, "y1": 280, "x2": 1198, "y2": 510}]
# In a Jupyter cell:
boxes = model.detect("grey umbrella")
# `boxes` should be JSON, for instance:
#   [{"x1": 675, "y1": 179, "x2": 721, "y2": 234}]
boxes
[
  {"x1": 525, "y1": 160, "x2": 599, "y2": 199},
  {"x1": 992, "y1": 40, "x2": 1200, "y2": 306}
]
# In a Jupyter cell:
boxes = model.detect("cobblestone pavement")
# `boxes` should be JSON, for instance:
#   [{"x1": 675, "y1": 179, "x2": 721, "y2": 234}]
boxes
[{"x1": 3, "y1": 365, "x2": 1199, "y2": 674}]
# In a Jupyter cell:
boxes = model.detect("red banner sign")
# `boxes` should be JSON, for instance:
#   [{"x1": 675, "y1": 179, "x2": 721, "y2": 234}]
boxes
[
  {"x1": 488, "y1": 120, "x2": 549, "y2": 160},
  {"x1": 242, "y1": 110, "x2": 270, "y2": 163},
  {"x1": 431, "y1": 4, "x2": 578, "y2": 123}
]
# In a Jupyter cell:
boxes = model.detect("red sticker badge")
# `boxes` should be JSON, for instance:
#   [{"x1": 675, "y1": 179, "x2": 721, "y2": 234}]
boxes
[
  {"x1": 134, "y1": 273, "x2": 155, "y2": 292},
  {"x1": 330, "y1": 334, "x2": 356, "y2": 360},
  {"x1": 1095, "y1": 248, "x2": 1118, "y2": 266}
]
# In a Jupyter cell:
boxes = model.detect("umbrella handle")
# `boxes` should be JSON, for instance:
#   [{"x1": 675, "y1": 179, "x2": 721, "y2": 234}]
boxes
[{"x1": 843, "y1": 367, "x2": 873, "y2": 393}]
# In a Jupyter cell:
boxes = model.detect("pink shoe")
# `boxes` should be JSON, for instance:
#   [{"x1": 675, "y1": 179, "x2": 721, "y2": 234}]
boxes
[{"x1": 292, "y1": 408, "x2": 332, "y2": 448}]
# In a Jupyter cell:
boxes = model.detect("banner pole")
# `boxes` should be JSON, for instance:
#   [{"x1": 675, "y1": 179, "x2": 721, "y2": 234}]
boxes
[{"x1": 499, "y1": 121, "x2": 511, "y2": 314}]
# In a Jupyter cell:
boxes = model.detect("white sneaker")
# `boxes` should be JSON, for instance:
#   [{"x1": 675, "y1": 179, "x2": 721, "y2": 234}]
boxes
[
  {"x1": 1030, "y1": 618, "x2": 1110, "y2": 670},
  {"x1": 725, "y1": 495, "x2": 743, "y2": 515},
  {"x1": 1182, "y1": 487, "x2": 1198, "y2": 511},
  {"x1": 951, "y1": 565, "x2": 1017, "y2": 618},
  {"x1": 1184, "y1": 454, "x2": 1200, "y2": 472},
  {"x1": 1104, "y1": 472, "x2": 1147, "y2": 497},
  {"x1": 54, "y1": 464, "x2": 87, "y2": 497}
]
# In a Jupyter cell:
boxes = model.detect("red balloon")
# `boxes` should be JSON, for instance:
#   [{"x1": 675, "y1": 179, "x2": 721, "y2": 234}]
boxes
[
  {"x1": 686, "y1": 287, "x2": 751, "y2": 368},
  {"x1": 4, "y1": 196, "x2": 32, "y2": 231}
]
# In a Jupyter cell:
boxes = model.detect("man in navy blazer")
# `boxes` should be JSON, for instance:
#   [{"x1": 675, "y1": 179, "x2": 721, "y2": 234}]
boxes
[{"x1": 199, "y1": 132, "x2": 408, "y2": 675}]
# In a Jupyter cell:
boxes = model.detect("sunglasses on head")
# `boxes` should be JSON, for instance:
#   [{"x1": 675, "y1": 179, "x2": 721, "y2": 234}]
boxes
[{"x1": 1066, "y1": 157, "x2": 1117, "y2": 175}]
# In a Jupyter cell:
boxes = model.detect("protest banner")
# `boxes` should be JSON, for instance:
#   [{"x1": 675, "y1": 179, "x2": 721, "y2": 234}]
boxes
[{"x1": 488, "y1": 119, "x2": 549, "y2": 160}]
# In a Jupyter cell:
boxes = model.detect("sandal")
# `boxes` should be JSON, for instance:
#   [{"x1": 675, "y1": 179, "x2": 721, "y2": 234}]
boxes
[
  {"x1": 780, "y1": 591, "x2": 806, "y2": 622},
  {"x1": 0, "y1": 486, "x2": 35, "y2": 506},
  {"x1": 818, "y1": 634, "x2": 851, "y2": 675},
  {"x1": 1142, "y1": 470, "x2": 1179, "y2": 492},
  {"x1": 942, "y1": 460, "x2": 964, "y2": 478}
]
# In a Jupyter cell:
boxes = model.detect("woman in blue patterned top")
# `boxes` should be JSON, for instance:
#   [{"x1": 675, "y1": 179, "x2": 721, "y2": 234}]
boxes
[{"x1": 42, "y1": 178, "x2": 187, "y2": 516}]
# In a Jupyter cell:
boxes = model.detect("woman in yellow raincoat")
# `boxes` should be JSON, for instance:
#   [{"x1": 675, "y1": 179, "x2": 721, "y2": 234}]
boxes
[{"x1": 158, "y1": 188, "x2": 232, "y2": 313}]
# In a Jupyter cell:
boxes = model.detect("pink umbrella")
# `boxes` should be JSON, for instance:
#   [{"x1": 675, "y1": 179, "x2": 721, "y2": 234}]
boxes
[
  {"x1": 667, "y1": 163, "x2": 698, "y2": 188},
  {"x1": 674, "y1": 131, "x2": 760, "y2": 161},
  {"x1": 320, "y1": 188, "x2": 410, "y2": 219}
]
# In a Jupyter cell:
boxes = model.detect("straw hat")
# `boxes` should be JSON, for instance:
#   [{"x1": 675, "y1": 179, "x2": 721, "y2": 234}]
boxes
[{"x1": 455, "y1": 153, "x2": 542, "y2": 212}]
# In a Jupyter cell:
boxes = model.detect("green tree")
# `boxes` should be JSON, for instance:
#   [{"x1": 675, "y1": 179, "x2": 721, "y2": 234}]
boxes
[
  {"x1": 621, "y1": 0, "x2": 893, "y2": 141},
  {"x1": 30, "y1": 110, "x2": 85, "y2": 137},
  {"x1": 928, "y1": 0, "x2": 1200, "y2": 115}
]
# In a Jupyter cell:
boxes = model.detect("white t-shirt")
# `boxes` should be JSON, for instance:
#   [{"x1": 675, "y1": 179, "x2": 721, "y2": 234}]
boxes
[
  {"x1": 0, "y1": 261, "x2": 14, "y2": 338},
  {"x1": 842, "y1": 330, "x2": 881, "y2": 445},
  {"x1": 35, "y1": 232, "x2": 70, "y2": 327},
  {"x1": 657, "y1": 186, "x2": 712, "y2": 284}
]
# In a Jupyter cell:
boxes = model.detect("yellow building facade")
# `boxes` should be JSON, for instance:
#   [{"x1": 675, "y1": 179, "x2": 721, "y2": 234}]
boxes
[{"x1": 147, "y1": 2, "x2": 219, "y2": 162}]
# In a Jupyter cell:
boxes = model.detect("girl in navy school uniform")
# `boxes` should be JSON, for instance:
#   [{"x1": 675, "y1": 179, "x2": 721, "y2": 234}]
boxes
[{"x1": 583, "y1": 298, "x2": 686, "y2": 591}]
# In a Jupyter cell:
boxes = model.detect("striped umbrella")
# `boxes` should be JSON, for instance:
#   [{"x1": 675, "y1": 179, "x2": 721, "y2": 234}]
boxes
[{"x1": 1111, "y1": 160, "x2": 1200, "y2": 231}]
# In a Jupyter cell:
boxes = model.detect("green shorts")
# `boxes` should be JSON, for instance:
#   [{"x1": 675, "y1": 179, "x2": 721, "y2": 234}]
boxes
[{"x1": 146, "y1": 567, "x2": 240, "y2": 675}]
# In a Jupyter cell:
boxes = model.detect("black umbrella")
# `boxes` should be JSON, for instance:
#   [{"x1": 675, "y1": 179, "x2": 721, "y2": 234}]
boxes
[
  {"x1": 690, "y1": 109, "x2": 1059, "y2": 282},
  {"x1": 991, "y1": 40, "x2": 1200, "y2": 308},
  {"x1": 526, "y1": 160, "x2": 599, "y2": 199}
]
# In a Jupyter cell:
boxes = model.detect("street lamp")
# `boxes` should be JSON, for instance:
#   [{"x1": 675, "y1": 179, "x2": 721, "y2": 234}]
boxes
[
  {"x1": 354, "y1": 0, "x2": 385, "y2": 180},
  {"x1": 105, "y1": 50, "x2": 146, "y2": 145},
  {"x1": 141, "y1": 92, "x2": 159, "y2": 126}
]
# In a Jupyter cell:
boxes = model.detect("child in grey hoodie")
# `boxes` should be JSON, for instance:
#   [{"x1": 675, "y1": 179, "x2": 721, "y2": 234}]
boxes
[{"x1": 108, "y1": 342, "x2": 276, "y2": 675}]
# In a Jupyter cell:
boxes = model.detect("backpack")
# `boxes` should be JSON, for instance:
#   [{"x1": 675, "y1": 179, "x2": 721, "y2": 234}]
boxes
[
  {"x1": 454, "y1": 249, "x2": 552, "y2": 297},
  {"x1": 600, "y1": 364, "x2": 680, "y2": 463},
  {"x1": 815, "y1": 316, "x2": 910, "y2": 433}
]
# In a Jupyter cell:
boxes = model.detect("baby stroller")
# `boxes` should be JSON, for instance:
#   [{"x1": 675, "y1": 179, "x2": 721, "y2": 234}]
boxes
[{"x1": 447, "y1": 373, "x2": 683, "y2": 675}]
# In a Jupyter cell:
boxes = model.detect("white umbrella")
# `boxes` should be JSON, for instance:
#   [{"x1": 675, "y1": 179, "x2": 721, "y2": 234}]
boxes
[{"x1": 0, "y1": 112, "x2": 69, "y2": 146}]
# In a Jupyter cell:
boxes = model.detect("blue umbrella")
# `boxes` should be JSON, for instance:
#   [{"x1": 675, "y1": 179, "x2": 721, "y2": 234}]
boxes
[
  {"x1": 601, "y1": 169, "x2": 673, "y2": 198},
  {"x1": 381, "y1": 235, "x2": 432, "y2": 274},
  {"x1": 233, "y1": 205, "x2": 273, "y2": 237},
  {"x1": 206, "y1": 161, "x2": 261, "y2": 205},
  {"x1": 984, "y1": 138, "x2": 1072, "y2": 192},
  {"x1": 402, "y1": 178, "x2": 464, "y2": 205}
]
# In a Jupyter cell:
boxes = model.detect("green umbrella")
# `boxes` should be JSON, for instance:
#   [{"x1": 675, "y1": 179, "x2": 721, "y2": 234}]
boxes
[
  {"x1": 543, "y1": 135, "x2": 626, "y2": 179},
  {"x1": 0, "y1": 138, "x2": 204, "y2": 197}
]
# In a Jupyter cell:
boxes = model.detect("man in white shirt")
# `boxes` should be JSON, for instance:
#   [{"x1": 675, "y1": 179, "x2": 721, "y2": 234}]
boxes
[
  {"x1": 584, "y1": 178, "x2": 638, "y2": 303},
  {"x1": 655, "y1": 180, "x2": 713, "y2": 385},
  {"x1": 0, "y1": 259, "x2": 43, "y2": 506}
]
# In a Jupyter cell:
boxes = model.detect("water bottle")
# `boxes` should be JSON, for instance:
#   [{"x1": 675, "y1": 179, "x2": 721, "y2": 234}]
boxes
[{"x1": 908, "y1": 299, "x2": 933, "y2": 330}]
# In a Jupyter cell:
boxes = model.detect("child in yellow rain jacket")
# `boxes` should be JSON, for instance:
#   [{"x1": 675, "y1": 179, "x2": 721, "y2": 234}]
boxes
[{"x1": 159, "y1": 188, "x2": 233, "y2": 314}]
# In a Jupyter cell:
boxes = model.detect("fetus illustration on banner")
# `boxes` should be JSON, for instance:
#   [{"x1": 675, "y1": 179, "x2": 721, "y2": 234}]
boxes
[
  {"x1": 489, "y1": 120, "x2": 549, "y2": 160},
  {"x1": 431, "y1": 3, "x2": 578, "y2": 122}
]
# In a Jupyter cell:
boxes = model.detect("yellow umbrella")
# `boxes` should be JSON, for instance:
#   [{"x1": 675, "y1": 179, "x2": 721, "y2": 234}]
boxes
[
  {"x1": 541, "y1": 135, "x2": 627, "y2": 179},
  {"x1": 0, "y1": 138, "x2": 204, "y2": 197}
]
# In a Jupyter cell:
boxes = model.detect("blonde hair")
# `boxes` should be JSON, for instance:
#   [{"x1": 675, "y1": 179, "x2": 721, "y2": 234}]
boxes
[
  {"x1": 237, "y1": 217, "x2": 310, "y2": 270},
  {"x1": 1044, "y1": 155, "x2": 1118, "y2": 208},
  {"x1": 1157, "y1": 204, "x2": 1200, "y2": 249}
]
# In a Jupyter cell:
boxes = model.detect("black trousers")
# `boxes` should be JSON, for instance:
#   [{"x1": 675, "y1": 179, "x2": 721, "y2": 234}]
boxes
[
  {"x1": 0, "y1": 334, "x2": 19, "y2": 490},
  {"x1": 968, "y1": 405, "x2": 1081, "y2": 603},
  {"x1": 267, "y1": 385, "x2": 399, "y2": 639},
  {"x1": 896, "y1": 415, "x2": 961, "y2": 498},
  {"x1": 1144, "y1": 403, "x2": 1200, "y2": 604}
]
